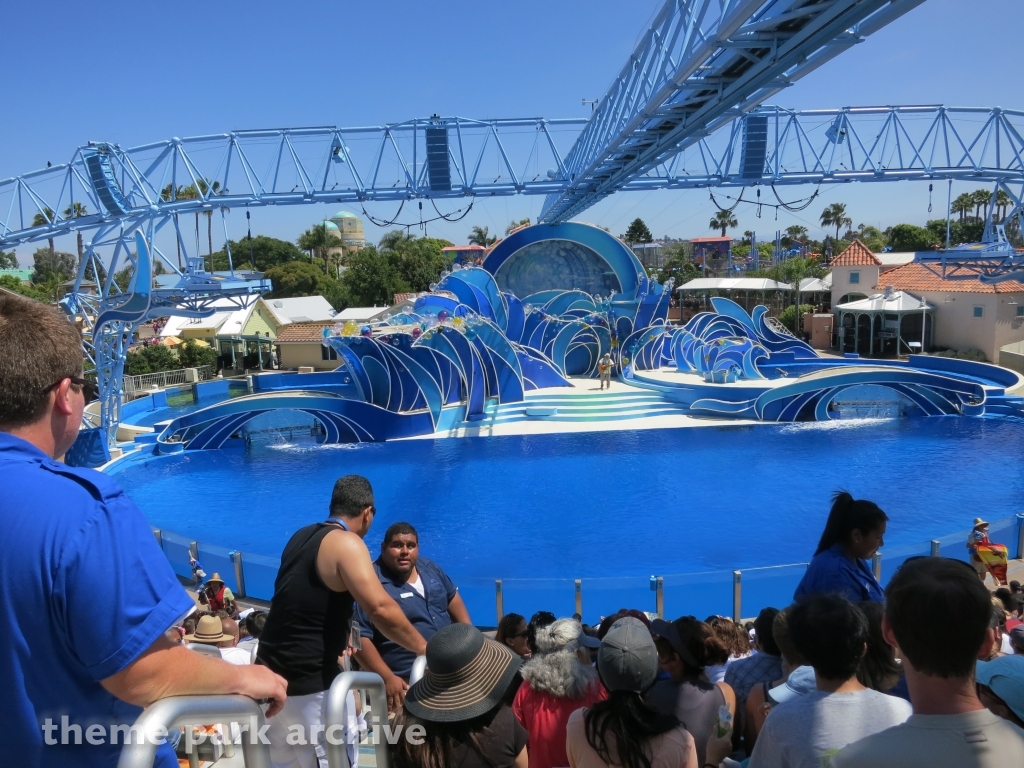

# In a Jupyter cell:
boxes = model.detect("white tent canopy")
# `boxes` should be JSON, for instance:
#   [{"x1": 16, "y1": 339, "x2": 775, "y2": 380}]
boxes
[
  {"x1": 835, "y1": 291, "x2": 932, "y2": 312},
  {"x1": 677, "y1": 277, "x2": 792, "y2": 291}
]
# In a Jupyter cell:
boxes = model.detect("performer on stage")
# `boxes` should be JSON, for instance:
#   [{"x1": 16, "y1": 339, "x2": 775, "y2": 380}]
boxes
[{"x1": 967, "y1": 518, "x2": 1009, "y2": 586}]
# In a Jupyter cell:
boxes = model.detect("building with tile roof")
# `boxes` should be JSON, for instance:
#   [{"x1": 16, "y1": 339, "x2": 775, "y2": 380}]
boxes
[
  {"x1": 874, "y1": 262, "x2": 1024, "y2": 364},
  {"x1": 829, "y1": 240, "x2": 918, "y2": 306},
  {"x1": 275, "y1": 322, "x2": 338, "y2": 370}
]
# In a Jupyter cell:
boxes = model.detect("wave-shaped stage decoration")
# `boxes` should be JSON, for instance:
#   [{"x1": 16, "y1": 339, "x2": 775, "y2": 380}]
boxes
[{"x1": 151, "y1": 248, "x2": 1023, "y2": 449}]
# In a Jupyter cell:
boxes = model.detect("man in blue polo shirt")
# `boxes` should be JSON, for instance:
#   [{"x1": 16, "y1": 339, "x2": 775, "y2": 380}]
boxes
[
  {"x1": 353, "y1": 522, "x2": 471, "y2": 711},
  {"x1": 0, "y1": 293, "x2": 287, "y2": 768}
]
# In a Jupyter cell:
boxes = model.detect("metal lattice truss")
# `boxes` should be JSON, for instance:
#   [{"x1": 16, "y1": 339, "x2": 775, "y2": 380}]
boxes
[
  {"x1": 538, "y1": 0, "x2": 928, "y2": 222},
  {"x1": 0, "y1": 117, "x2": 586, "y2": 249}
]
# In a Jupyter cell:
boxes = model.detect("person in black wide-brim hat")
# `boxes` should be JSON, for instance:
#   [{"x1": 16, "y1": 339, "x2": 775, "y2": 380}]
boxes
[{"x1": 391, "y1": 623, "x2": 528, "y2": 768}]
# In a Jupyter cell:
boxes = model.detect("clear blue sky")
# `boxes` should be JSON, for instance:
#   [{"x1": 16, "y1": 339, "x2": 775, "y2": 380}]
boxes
[{"x1": 1, "y1": 0, "x2": 1020, "y2": 259}]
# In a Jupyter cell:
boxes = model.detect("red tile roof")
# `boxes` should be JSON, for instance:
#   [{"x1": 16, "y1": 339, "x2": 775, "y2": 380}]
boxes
[
  {"x1": 690, "y1": 236, "x2": 733, "y2": 243},
  {"x1": 874, "y1": 262, "x2": 1024, "y2": 294},
  {"x1": 275, "y1": 323, "x2": 330, "y2": 343},
  {"x1": 831, "y1": 240, "x2": 881, "y2": 266}
]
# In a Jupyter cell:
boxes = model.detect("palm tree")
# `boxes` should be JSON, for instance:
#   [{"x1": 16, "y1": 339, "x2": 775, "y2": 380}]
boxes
[
  {"x1": 297, "y1": 223, "x2": 336, "y2": 274},
  {"x1": 820, "y1": 202, "x2": 852, "y2": 240},
  {"x1": 63, "y1": 202, "x2": 88, "y2": 267},
  {"x1": 194, "y1": 179, "x2": 222, "y2": 258},
  {"x1": 971, "y1": 189, "x2": 991, "y2": 223},
  {"x1": 709, "y1": 210, "x2": 737, "y2": 237},
  {"x1": 951, "y1": 192, "x2": 974, "y2": 222},
  {"x1": 31, "y1": 207, "x2": 56, "y2": 262},
  {"x1": 161, "y1": 184, "x2": 186, "y2": 267},
  {"x1": 468, "y1": 226, "x2": 497, "y2": 247},
  {"x1": 995, "y1": 189, "x2": 1012, "y2": 223},
  {"x1": 505, "y1": 218, "x2": 531, "y2": 235}
]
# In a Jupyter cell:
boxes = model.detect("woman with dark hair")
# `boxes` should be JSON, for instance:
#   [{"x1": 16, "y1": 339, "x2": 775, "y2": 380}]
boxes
[
  {"x1": 794, "y1": 490, "x2": 888, "y2": 602},
  {"x1": 857, "y1": 601, "x2": 902, "y2": 693},
  {"x1": 645, "y1": 616, "x2": 736, "y2": 767},
  {"x1": 390, "y1": 623, "x2": 527, "y2": 768},
  {"x1": 496, "y1": 613, "x2": 530, "y2": 658},
  {"x1": 567, "y1": 617, "x2": 697, "y2": 768}
]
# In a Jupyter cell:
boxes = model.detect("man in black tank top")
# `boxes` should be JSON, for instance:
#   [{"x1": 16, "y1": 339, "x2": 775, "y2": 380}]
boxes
[{"x1": 257, "y1": 475, "x2": 426, "y2": 768}]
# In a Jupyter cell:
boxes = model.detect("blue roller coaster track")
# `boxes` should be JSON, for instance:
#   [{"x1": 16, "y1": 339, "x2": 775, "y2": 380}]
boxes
[{"x1": 1, "y1": 0, "x2": 1022, "y2": 449}]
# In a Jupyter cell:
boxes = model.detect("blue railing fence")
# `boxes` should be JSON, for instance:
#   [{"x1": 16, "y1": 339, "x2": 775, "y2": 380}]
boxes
[{"x1": 153, "y1": 514, "x2": 1024, "y2": 624}]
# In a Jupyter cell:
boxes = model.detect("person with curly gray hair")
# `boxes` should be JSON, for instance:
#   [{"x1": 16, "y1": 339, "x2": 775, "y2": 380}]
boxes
[{"x1": 512, "y1": 618, "x2": 605, "y2": 768}]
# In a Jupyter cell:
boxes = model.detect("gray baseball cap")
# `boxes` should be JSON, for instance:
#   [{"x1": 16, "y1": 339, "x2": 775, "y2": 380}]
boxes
[{"x1": 598, "y1": 616, "x2": 659, "y2": 693}]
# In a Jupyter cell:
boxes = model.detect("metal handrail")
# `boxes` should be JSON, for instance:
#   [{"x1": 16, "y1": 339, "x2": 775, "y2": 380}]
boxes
[
  {"x1": 409, "y1": 656, "x2": 427, "y2": 685},
  {"x1": 116, "y1": 694, "x2": 269, "y2": 768},
  {"x1": 324, "y1": 671, "x2": 389, "y2": 768}
]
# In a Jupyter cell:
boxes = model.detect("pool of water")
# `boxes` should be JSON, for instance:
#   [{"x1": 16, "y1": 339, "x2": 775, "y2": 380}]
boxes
[{"x1": 117, "y1": 416, "x2": 1024, "y2": 583}]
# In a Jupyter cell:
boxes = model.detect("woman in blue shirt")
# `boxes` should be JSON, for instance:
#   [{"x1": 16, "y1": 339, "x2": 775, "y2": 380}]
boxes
[{"x1": 794, "y1": 490, "x2": 888, "y2": 602}]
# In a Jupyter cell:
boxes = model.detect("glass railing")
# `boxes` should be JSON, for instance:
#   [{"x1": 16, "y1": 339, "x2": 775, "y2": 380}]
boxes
[{"x1": 153, "y1": 514, "x2": 1024, "y2": 625}]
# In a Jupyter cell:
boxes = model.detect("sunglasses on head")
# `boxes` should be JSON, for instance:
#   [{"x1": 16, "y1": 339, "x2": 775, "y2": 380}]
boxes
[{"x1": 48, "y1": 376, "x2": 99, "y2": 405}]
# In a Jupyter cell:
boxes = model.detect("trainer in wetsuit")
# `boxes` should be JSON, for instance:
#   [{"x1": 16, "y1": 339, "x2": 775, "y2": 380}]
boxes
[{"x1": 257, "y1": 475, "x2": 426, "y2": 768}]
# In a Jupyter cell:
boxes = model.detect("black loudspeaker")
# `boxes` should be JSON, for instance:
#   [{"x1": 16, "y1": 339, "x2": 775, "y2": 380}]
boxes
[{"x1": 425, "y1": 126, "x2": 452, "y2": 192}]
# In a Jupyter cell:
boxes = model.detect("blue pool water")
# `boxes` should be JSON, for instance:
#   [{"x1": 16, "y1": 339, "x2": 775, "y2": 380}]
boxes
[{"x1": 117, "y1": 416, "x2": 1024, "y2": 585}]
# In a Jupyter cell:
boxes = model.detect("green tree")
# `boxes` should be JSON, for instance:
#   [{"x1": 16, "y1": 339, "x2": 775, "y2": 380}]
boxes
[
  {"x1": 31, "y1": 207, "x2": 57, "y2": 265},
  {"x1": 778, "y1": 304, "x2": 815, "y2": 333},
  {"x1": 505, "y1": 218, "x2": 531, "y2": 234},
  {"x1": 378, "y1": 232, "x2": 452, "y2": 292},
  {"x1": 0, "y1": 250, "x2": 17, "y2": 269},
  {"x1": 0, "y1": 274, "x2": 49, "y2": 302},
  {"x1": 297, "y1": 223, "x2": 337, "y2": 275},
  {"x1": 888, "y1": 223, "x2": 940, "y2": 252},
  {"x1": 857, "y1": 225, "x2": 887, "y2": 253},
  {"x1": 951, "y1": 192, "x2": 974, "y2": 222},
  {"x1": 995, "y1": 189, "x2": 1012, "y2": 223},
  {"x1": 656, "y1": 251, "x2": 701, "y2": 285},
  {"x1": 782, "y1": 225, "x2": 806, "y2": 243},
  {"x1": 208, "y1": 235, "x2": 307, "y2": 272},
  {"x1": 709, "y1": 210, "x2": 737, "y2": 237},
  {"x1": 468, "y1": 226, "x2": 497, "y2": 247},
  {"x1": 63, "y1": 202, "x2": 88, "y2": 266},
  {"x1": 339, "y1": 246, "x2": 410, "y2": 306},
  {"x1": 264, "y1": 260, "x2": 348, "y2": 309},
  {"x1": 113, "y1": 265, "x2": 135, "y2": 293},
  {"x1": 125, "y1": 344, "x2": 180, "y2": 375},
  {"x1": 161, "y1": 184, "x2": 186, "y2": 266},
  {"x1": 925, "y1": 218, "x2": 985, "y2": 246},
  {"x1": 31, "y1": 247, "x2": 76, "y2": 285},
  {"x1": 624, "y1": 218, "x2": 653, "y2": 244},
  {"x1": 177, "y1": 339, "x2": 218, "y2": 370},
  {"x1": 972, "y1": 189, "x2": 991, "y2": 223},
  {"x1": 820, "y1": 202, "x2": 852, "y2": 240}
]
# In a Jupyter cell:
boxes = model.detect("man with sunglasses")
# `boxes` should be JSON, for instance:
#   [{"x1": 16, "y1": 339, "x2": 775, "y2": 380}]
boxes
[{"x1": 0, "y1": 293, "x2": 288, "y2": 768}]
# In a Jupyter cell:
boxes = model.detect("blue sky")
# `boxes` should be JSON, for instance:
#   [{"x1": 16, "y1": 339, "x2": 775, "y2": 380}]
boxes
[{"x1": 1, "y1": 0, "x2": 1020, "y2": 259}]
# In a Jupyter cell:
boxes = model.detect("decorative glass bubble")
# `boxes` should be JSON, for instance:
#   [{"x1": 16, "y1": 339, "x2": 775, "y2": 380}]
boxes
[
  {"x1": 382, "y1": 312, "x2": 391, "y2": 323},
  {"x1": 429, "y1": 282, "x2": 438, "y2": 291},
  {"x1": 452, "y1": 263, "x2": 461, "y2": 271},
  {"x1": 524, "y1": 304, "x2": 533, "y2": 314},
  {"x1": 401, "y1": 306, "x2": 412, "y2": 315}
]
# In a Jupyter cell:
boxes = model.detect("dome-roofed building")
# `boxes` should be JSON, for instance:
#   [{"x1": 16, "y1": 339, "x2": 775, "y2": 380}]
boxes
[
  {"x1": 329, "y1": 210, "x2": 365, "y2": 249},
  {"x1": 313, "y1": 211, "x2": 366, "y2": 269}
]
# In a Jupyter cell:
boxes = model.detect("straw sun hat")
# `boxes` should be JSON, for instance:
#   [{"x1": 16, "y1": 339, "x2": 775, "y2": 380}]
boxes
[
  {"x1": 404, "y1": 623, "x2": 522, "y2": 723},
  {"x1": 184, "y1": 614, "x2": 230, "y2": 644}
]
